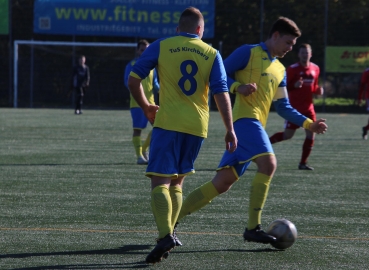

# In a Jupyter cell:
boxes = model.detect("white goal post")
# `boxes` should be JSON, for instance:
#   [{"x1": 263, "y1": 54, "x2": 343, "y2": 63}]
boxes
[{"x1": 13, "y1": 40, "x2": 137, "y2": 108}]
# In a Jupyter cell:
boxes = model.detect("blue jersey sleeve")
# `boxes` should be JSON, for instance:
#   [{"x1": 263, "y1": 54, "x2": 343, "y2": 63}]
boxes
[
  {"x1": 273, "y1": 98, "x2": 307, "y2": 126},
  {"x1": 209, "y1": 51, "x2": 228, "y2": 95},
  {"x1": 131, "y1": 40, "x2": 160, "y2": 79},
  {"x1": 153, "y1": 68, "x2": 160, "y2": 94},
  {"x1": 223, "y1": 44, "x2": 252, "y2": 89},
  {"x1": 124, "y1": 61, "x2": 133, "y2": 89},
  {"x1": 278, "y1": 72, "x2": 287, "y2": 87}
]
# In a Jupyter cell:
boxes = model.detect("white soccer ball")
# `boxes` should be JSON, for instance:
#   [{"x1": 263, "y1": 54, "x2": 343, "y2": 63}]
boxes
[{"x1": 266, "y1": 218, "x2": 297, "y2": 250}]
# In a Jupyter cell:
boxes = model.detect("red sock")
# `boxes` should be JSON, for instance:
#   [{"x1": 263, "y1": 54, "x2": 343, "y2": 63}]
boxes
[
  {"x1": 365, "y1": 124, "x2": 369, "y2": 130},
  {"x1": 300, "y1": 138, "x2": 314, "y2": 164},
  {"x1": 269, "y1": 132, "x2": 284, "y2": 144}
]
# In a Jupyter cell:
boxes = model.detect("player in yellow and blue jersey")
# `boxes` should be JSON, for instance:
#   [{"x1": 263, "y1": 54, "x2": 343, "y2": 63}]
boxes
[
  {"x1": 128, "y1": 7, "x2": 237, "y2": 264},
  {"x1": 176, "y1": 17, "x2": 328, "y2": 245},
  {"x1": 124, "y1": 39, "x2": 159, "y2": 165}
]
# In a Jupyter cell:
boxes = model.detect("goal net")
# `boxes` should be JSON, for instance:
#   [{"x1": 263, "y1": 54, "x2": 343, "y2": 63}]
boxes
[{"x1": 13, "y1": 40, "x2": 137, "y2": 108}]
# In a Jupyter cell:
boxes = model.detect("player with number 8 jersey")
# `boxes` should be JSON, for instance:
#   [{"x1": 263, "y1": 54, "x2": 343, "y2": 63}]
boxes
[{"x1": 128, "y1": 7, "x2": 237, "y2": 264}]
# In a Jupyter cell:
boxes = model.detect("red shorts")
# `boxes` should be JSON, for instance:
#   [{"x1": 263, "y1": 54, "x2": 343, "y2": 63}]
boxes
[{"x1": 284, "y1": 111, "x2": 316, "y2": 130}]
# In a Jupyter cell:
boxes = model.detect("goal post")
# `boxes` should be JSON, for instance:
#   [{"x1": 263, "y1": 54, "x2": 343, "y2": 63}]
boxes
[{"x1": 13, "y1": 40, "x2": 137, "y2": 108}]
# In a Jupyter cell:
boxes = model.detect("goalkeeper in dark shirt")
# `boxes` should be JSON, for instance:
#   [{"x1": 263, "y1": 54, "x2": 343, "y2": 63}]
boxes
[{"x1": 73, "y1": 55, "x2": 90, "y2": 115}]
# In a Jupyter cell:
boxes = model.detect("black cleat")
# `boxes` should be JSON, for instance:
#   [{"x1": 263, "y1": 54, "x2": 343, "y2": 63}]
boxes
[
  {"x1": 145, "y1": 234, "x2": 176, "y2": 264},
  {"x1": 243, "y1": 225, "x2": 276, "y2": 244},
  {"x1": 173, "y1": 223, "x2": 182, "y2": 246},
  {"x1": 362, "y1": 127, "x2": 368, "y2": 140},
  {"x1": 298, "y1": 163, "x2": 314, "y2": 170}
]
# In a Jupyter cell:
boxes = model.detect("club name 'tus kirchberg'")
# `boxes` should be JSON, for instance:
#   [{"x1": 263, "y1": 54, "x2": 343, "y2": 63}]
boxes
[{"x1": 169, "y1": 47, "x2": 209, "y2": 60}]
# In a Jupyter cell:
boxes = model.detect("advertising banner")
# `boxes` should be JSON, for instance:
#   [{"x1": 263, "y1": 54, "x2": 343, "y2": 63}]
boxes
[
  {"x1": 326, "y1": 46, "x2": 369, "y2": 73},
  {"x1": 34, "y1": 0, "x2": 215, "y2": 38},
  {"x1": 0, "y1": 0, "x2": 9, "y2": 35}
]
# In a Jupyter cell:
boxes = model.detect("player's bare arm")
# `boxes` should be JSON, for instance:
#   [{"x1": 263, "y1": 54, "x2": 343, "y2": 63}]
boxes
[
  {"x1": 128, "y1": 75, "x2": 159, "y2": 123},
  {"x1": 236, "y1": 83, "x2": 257, "y2": 96},
  {"x1": 213, "y1": 92, "x2": 237, "y2": 153}
]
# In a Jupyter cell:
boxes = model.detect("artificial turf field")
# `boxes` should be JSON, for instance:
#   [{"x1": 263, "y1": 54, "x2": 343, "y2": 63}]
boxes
[{"x1": 1, "y1": 108, "x2": 368, "y2": 269}]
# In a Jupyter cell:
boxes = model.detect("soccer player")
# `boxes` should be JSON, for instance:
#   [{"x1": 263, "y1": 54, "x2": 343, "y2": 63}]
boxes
[
  {"x1": 127, "y1": 7, "x2": 237, "y2": 263},
  {"x1": 358, "y1": 67, "x2": 369, "y2": 112},
  {"x1": 358, "y1": 68, "x2": 369, "y2": 139},
  {"x1": 72, "y1": 55, "x2": 89, "y2": 115},
  {"x1": 269, "y1": 44, "x2": 324, "y2": 170},
  {"x1": 176, "y1": 17, "x2": 328, "y2": 246},
  {"x1": 124, "y1": 39, "x2": 160, "y2": 165}
]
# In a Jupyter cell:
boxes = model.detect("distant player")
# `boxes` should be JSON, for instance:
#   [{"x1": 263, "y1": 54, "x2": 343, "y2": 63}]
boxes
[
  {"x1": 72, "y1": 55, "x2": 90, "y2": 115},
  {"x1": 269, "y1": 44, "x2": 324, "y2": 170},
  {"x1": 358, "y1": 67, "x2": 369, "y2": 112},
  {"x1": 124, "y1": 39, "x2": 160, "y2": 165},
  {"x1": 359, "y1": 68, "x2": 369, "y2": 139}
]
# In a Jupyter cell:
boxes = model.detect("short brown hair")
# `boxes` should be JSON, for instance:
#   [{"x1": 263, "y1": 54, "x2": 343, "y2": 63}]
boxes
[
  {"x1": 137, "y1": 39, "x2": 149, "y2": 49},
  {"x1": 178, "y1": 7, "x2": 204, "y2": 33},
  {"x1": 268, "y1": 17, "x2": 301, "y2": 38},
  {"x1": 299, "y1": 43, "x2": 311, "y2": 51}
]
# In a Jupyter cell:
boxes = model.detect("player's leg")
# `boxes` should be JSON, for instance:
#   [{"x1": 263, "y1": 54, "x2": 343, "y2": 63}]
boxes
[
  {"x1": 74, "y1": 87, "x2": 83, "y2": 114},
  {"x1": 142, "y1": 129, "x2": 152, "y2": 160},
  {"x1": 177, "y1": 167, "x2": 238, "y2": 223},
  {"x1": 146, "y1": 175, "x2": 176, "y2": 263},
  {"x1": 299, "y1": 129, "x2": 315, "y2": 170},
  {"x1": 169, "y1": 176, "x2": 184, "y2": 246},
  {"x1": 130, "y1": 108, "x2": 148, "y2": 164},
  {"x1": 146, "y1": 129, "x2": 203, "y2": 263},
  {"x1": 362, "y1": 117, "x2": 369, "y2": 140},
  {"x1": 299, "y1": 111, "x2": 316, "y2": 170},
  {"x1": 238, "y1": 119, "x2": 276, "y2": 243},
  {"x1": 269, "y1": 121, "x2": 297, "y2": 143}
]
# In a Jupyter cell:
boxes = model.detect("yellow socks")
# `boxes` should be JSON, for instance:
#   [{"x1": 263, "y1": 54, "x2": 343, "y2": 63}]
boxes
[
  {"x1": 169, "y1": 186, "x2": 183, "y2": 230},
  {"x1": 248, "y1": 172, "x2": 272, "y2": 229},
  {"x1": 151, "y1": 185, "x2": 172, "y2": 239},
  {"x1": 177, "y1": 181, "x2": 219, "y2": 222},
  {"x1": 132, "y1": 136, "x2": 142, "y2": 158},
  {"x1": 142, "y1": 130, "x2": 152, "y2": 154}
]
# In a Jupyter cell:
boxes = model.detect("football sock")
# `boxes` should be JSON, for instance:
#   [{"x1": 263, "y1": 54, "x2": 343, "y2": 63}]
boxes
[
  {"x1": 300, "y1": 138, "x2": 314, "y2": 164},
  {"x1": 132, "y1": 136, "x2": 143, "y2": 158},
  {"x1": 177, "y1": 181, "x2": 219, "y2": 222},
  {"x1": 142, "y1": 130, "x2": 152, "y2": 154},
  {"x1": 269, "y1": 132, "x2": 284, "y2": 144},
  {"x1": 248, "y1": 172, "x2": 272, "y2": 230},
  {"x1": 151, "y1": 185, "x2": 172, "y2": 239},
  {"x1": 169, "y1": 186, "x2": 183, "y2": 230}
]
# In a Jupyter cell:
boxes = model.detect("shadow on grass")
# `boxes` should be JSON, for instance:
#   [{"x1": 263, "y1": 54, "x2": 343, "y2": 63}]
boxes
[
  {"x1": 3, "y1": 245, "x2": 283, "y2": 269},
  {"x1": 3, "y1": 245, "x2": 150, "y2": 269}
]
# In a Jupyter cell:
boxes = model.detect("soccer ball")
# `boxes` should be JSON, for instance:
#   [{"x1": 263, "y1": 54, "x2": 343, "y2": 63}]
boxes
[{"x1": 266, "y1": 219, "x2": 297, "y2": 250}]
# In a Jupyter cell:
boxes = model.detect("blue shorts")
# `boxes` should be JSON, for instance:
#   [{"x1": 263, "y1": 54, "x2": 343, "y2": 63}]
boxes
[
  {"x1": 217, "y1": 118, "x2": 274, "y2": 178},
  {"x1": 130, "y1": 107, "x2": 149, "y2": 129},
  {"x1": 146, "y1": 128, "x2": 204, "y2": 179}
]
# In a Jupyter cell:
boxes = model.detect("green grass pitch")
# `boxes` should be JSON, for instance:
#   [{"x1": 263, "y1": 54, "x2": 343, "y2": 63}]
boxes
[{"x1": 1, "y1": 108, "x2": 368, "y2": 269}]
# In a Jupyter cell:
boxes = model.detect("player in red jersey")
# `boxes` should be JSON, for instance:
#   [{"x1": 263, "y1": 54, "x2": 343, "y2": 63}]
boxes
[
  {"x1": 269, "y1": 43, "x2": 324, "y2": 170},
  {"x1": 359, "y1": 68, "x2": 369, "y2": 139}
]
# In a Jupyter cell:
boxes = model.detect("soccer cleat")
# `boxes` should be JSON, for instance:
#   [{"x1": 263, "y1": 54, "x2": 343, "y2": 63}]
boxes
[
  {"x1": 298, "y1": 163, "x2": 314, "y2": 170},
  {"x1": 362, "y1": 127, "x2": 368, "y2": 140},
  {"x1": 75, "y1": 110, "x2": 81, "y2": 115},
  {"x1": 173, "y1": 223, "x2": 183, "y2": 246},
  {"x1": 243, "y1": 225, "x2": 277, "y2": 244},
  {"x1": 137, "y1": 156, "x2": 148, "y2": 165},
  {"x1": 145, "y1": 234, "x2": 176, "y2": 264}
]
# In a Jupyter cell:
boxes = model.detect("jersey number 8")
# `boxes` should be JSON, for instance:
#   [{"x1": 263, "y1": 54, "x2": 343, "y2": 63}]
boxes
[{"x1": 178, "y1": 60, "x2": 198, "y2": 96}]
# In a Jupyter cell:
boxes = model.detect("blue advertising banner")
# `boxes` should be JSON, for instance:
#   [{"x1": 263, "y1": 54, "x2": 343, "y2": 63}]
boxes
[{"x1": 33, "y1": 0, "x2": 214, "y2": 38}]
